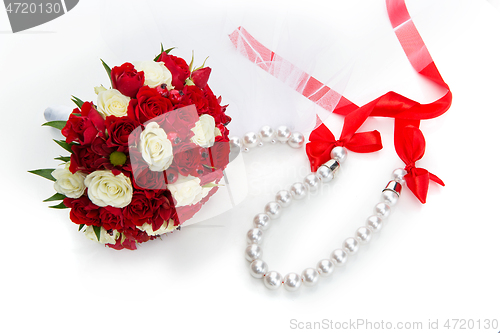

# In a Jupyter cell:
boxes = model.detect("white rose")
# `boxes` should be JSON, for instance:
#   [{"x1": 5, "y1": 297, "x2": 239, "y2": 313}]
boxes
[
  {"x1": 84, "y1": 170, "x2": 133, "y2": 208},
  {"x1": 132, "y1": 60, "x2": 174, "y2": 89},
  {"x1": 96, "y1": 88, "x2": 130, "y2": 118},
  {"x1": 140, "y1": 122, "x2": 174, "y2": 172},
  {"x1": 52, "y1": 162, "x2": 86, "y2": 198},
  {"x1": 190, "y1": 114, "x2": 217, "y2": 148},
  {"x1": 84, "y1": 226, "x2": 119, "y2": 245},
  {"x1": 137, "y1": 219, "x2": 177, "y2": 236},
  {"x1": 167, "y1": 175, "x2": 212, "y2": 207}
]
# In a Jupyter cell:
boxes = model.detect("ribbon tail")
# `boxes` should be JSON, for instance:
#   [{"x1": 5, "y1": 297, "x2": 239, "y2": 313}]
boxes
[{"x1": 429, "y1": 172, "x2": 445, "y2": 186}]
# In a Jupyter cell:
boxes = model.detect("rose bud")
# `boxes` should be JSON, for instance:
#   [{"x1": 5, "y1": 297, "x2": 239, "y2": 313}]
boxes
[
  {"x1": 156, "y1": 83, "x2": 170, "y2": 97},
  {"x1": 190, "y1": 67, "x2": 211, "y2": 89},
  {"x1": 168, "y1": 89, "x2": 183, "y2": 104}
]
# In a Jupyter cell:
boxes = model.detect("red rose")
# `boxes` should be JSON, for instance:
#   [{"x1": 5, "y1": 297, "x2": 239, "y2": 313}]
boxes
[
  {"x1": 150, "y1": 194, "x2": 176, "y2": 231},
  {"x1": 172, "y1": 105, "x2": 199, "y2": 140},
  {"x1": 131, "y1": 166, "x2": 167, "y2": 191},
  {"x1": 70, "y1": 144, "x2": 108, "y2": 174},
  {"x1": 99, "y1": 206, "x2": 134, "y2": 232},
  {"x1": 157, "y1": 53, "x2": 190, "y2": 90},
  {"x1": 183, "y1": 85, "x2": 209, "y2": 115},
  {"x1": 62, "y1": 102, "x2": 106, "y2": 145},
  {"x1": 64, "y1": 196, "x2": 101, "y2": 226},
  {"x1": 173, "y1": 143, "x2": 202, "y2": 177},
  {"x1": 105, "y1": 115, "x2": 139, "y2": 149},
  {"x1": 128, "y1": 86, "x2": 173, "y2": 124},
  {"x1": 123, "y1": 191, "x2": 154, "y2": 227},
  {"x1": 123, "y1": 227, "x2": 153, "y2": 244},
  {"x1": 111, "y1": 62, "x2": 145, "y2": 98}
]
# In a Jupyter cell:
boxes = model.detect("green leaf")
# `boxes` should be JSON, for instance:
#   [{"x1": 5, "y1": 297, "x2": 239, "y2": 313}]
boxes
[
  {"x1": 49, "y1": 202, "x2": 68, "y2": 209},
  {"x1": 154, "y1": 44, "x2": 164, "y2": 61},
  {"x1": 78, "y1": 224, "x2": 85, "y2": 232},
  {"x1": 71, "y1": 95, "x2": 84, "y2": 109},
  {"x1": 188, "y1": 50, "x2": 194, "y2": 72},
  {"x1": 154, "y1": 45, "x2": 176, "y2": 61},
  {"x1": 193, "y1": 56, "x2": 209, "y2": 71},
  {"x1": 53, "y1": 139, "x2": 74, "y2": 153},
  {"x1": 43, "y1": 193, "x2": 66, "y2": 202},
  {"x1": 42, "y1": 121, "x2": 67, "y2": 131},
  {"x1": 93, "y1": 226, "x2": 101, "y2": 242},
  {"x1": 28, "y1": 169, "x2": 56, "y2": 182},
  {"x1": 54, "y1": 156, "x2": 71, "y2": 162},
  {"x1": 101, "y1": 59, "x2": 112, "y2": 84}
]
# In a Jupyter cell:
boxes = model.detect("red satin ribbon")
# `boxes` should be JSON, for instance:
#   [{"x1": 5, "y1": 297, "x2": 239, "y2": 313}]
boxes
[
  {"x1": 395, "y1": 124, "x2": 444, "y2": 203},
  {"x1": 230, "y1": 0, "x2": 451, "y2": 203},
  {"x1": 306, "y1": 108, "x2": 383, "y2": 171}
]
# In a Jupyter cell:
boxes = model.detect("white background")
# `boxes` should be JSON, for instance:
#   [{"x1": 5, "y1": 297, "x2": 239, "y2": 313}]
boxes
[{"x1": 1, "y1": 0, "x2": 499, "y2": 332}]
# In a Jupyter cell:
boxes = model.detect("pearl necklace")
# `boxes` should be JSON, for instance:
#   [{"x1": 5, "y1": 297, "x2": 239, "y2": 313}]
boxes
[{"x1": 230, "y1": 125, "x2": 406, "y2": 291}]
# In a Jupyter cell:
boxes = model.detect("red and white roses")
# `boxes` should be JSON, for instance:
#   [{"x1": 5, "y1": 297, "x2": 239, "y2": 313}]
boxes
[{"x1": 30, "y1": 48, "x2": 231, "y2": 250}]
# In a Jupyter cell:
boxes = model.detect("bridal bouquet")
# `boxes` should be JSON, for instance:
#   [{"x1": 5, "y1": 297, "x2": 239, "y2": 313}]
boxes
[{"x1": 30, "y1": 47, "x2": 231, "y2": 250}]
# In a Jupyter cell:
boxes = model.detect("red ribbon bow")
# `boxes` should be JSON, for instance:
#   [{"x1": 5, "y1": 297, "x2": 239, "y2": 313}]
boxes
[
  {"x1": 395, "y1": 124, "x2": 444, "y2": 203},
  {"x1": 306, "y1": 108, "x2": 383, "y2": 171}
]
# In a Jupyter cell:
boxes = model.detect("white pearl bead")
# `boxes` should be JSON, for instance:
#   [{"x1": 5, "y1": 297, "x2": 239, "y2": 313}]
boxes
[
  {"x1": 317, "y1": 259, "x2": 335, "y2": 276},
  {"x1": 381, "y1": 190, "x2": 399, "y2": 206},
  {"x1": 331, "y1": 249, "x2": 348, "y2": 266},
  {"x1": 287, "y1": 132, "x2": 305, "y2": 149},
  {"x1": 243, "y1": 132, "x2": 259, "y2": 148},
  {"x1": 250, "y1": 259, "x2": 268, "y2": 278},
  {"x1": 253, "y1": 213, "x2": 271, "y2": 230},
  {"x1": 330, "y1": 146, "x2": 347, "y2": 163},
  {"x1": 393, "y1": 168, "x2": 407, "y2": 184},
  {"x1": 316, "y1": 165, "x2": 334, "y2": 183},
  {"x1": 264, "y1": 271, "x2": 283, "y2": 290},
  {"x1": 283, "y1": 273, "x2": 302, "y2": 291},
  {"x1": 304, "y1": 173, "x2": 321, "y2": 194},
  {"x1": 290, "y1": 182, "x2": 307, "y2": 200},
  {"x1": 264, "y1": 202, "x2": 282, "y2": 219},
  {"x1": 245, "y1": 244, "x2": 262, "y2": 262},
  {"x1": 229, "y1": 136, "x2": 242, "y2": 152},
  {"x1": 366, "y1": 215, "x2": 383, "y2": 232},
  {"x1": 301, "y1": 268, "x2": 319, "y2": 286},
  {"x1": 276, "y1": 125, "x2": 292, "y2": 142},
  {"x1": 342, "y1": 237, "x2": 359, "y2": 255},
  {"x1": 246, "y1": 228, "x2": 264, "y2": 244},
  {"x1": 355, "y1": 226, "x2": 372, "y2": 244},
  {"x1": 275, "y1": 190, "x2": 293, "y2": 207},
  {"x1": 374, "y1": 202, "x2": 391, "y2": 219},
  {"x1": 258, "y1": 125, "x2": 275, "y2": 143},
  {"x1": 243, "y1": 147, "x2": 250, "y2": 153}
]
